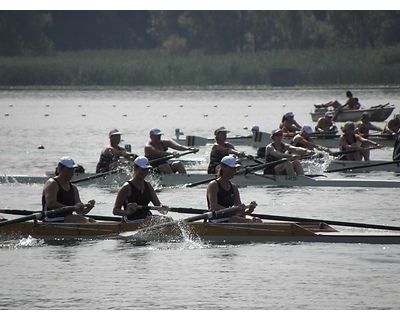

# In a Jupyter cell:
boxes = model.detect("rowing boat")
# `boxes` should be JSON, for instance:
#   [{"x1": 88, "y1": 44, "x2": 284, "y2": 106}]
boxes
[
  {"x1": 252, "y1": 131, "x2": 396, "y2": 148},
  {"x1": 2, "y1": 220, "x2": 400, "y2": 244},
  {"x1": 310, "y1": 105, "x2": 395, "y2": 122},
  {"x1": 2, "y1": 170, "x2": 399, "y2": 188},
  {"x1": 325, "y1": 160, "x2": 400, "y2": 172},
  {"x1": 173, "y1": 128, "x2": 252, "y2": 146}
]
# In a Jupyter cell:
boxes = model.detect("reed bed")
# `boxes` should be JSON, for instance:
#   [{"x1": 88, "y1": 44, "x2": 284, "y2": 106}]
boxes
[{"x1": 1, "y1": 47, "x2": 400, "y2": 87}]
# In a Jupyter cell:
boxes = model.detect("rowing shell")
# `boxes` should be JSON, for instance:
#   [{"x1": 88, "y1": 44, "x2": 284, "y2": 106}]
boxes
[
  {"x1": 252, "y1": 131, "x2": 397, "y2": 148},
  {"x1": 1, "y1": 171, "x2": 400, "y2": 188},
  {"x1": 2, "y1": 220, "x2": 400, "y2": 244},
  {"x1": 325, "y1": 160, "x2": 400, "y2": 172}
]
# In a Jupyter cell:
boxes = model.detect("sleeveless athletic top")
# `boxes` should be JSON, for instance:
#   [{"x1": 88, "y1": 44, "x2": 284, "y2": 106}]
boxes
[
  {"x1": 207, "y1": 143, "x2": 230, "y2": 174},
  {"x1": 264, "y1": 143, "x2": 288, "y2": 174},
  {"x1": 207, "y1": 180, "x2": 235, "y2": 223},
  {"x1": 123, "y1": 180, "x2": 153, "y2": 222},
  {"x1": 96, "y1": 147, "x2": 122, "y2": 173},
  {"x1": 338, "y1": 134, "x2": 356, "y2": 160},
  {"x1": 146, "y1": 142, "x2": 169, "y2": 167},
  {"x1": 41, "y1": 178, "x2": 76, "y2": 222}
]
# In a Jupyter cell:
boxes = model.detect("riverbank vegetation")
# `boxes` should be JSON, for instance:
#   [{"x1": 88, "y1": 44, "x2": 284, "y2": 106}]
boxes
[
  {"x1": 1, "y1": 46, "x2": 400, "y2": 87},
  {"x1": 1, "y1": 11, "x2": 400, "y2": 87}
]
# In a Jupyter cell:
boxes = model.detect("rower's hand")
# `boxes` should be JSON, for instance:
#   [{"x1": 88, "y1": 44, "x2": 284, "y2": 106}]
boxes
[
  {"x1": 375, "y1": 144, "x2": 383, "y2": 149},
  {"x1": 247, "y1": 201, "x2": 257, "y2": 213},
  {"x1": 172, "y1": 151, "x2": 180, "y2": 158},
  {"x1": 87, "y1": 200, "x2": 95, "y2": 208},
  {"x1": 128, "y1": 203, "x2": 139, "y2": 214},
  {"x1": 158, "y1": 205, "x2": 169, "y2": 215},
  {"x1": 189, "y1": 148, "x2": 199, "y2": 153},
  {"x1": 238, "y1": 152, "x2": 247, "y2": 158}
]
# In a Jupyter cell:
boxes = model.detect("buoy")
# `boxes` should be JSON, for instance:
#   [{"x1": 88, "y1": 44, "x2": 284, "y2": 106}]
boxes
[
  {"x1": 123, "y1": 114, "x2": 127, "y2": 117},
  {"x1": 38, "y1": 145, "x2": 45, "y2": 149},
  {"x1": 81, "y1": 113, "x2": 86, "y2": 116},
  {"x1": 9, "y1": 104, "x2": 12, "y2": 107},
  {"x1": 248, "y1": 105, "x2": 252, "y2": 107},
  {"x1": 244, "y1": 114, "x2": 248, "y2": 117},
  {"x1": 46, "y1": 104, "x2": 49, "y2": 107},
  {"x1": 179, "y1": 105, "x2": 183, "y2": 107},
  {"x1": 44, "y1": 113, "x2": 49, "y2": 116},
  {"x1": 214, "y1": 105, "x2": 218, "y2": 108},
  {"x1": 146, "y1": 105, "x2": 150, "y2": 108},
  {"x1": 204, "y1": 114, "x2": 208, "y2": 117},
  {"x1": 163, "y1": 114, "x2": 167, "y2": 117},
  {"x1": 4, "y1": 113, "x2": 9, "y2": 116}
]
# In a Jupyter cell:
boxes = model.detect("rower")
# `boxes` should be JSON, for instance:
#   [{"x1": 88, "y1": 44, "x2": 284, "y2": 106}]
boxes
[
  {"x1": 264, "y1": 129, "x2": 314, "y2": 175},
  {"x1": 382, "y1": 114, "x2": 400, "y2": 135},
  {"x1": 144, "y1": 128, "x2": 199, "y2": 174},
  {"x1": 292, "y1": 125, "x2": 330, "y2": 152},
  {"x1": 207, "y1": 126, "x2": 247, "y2": 174},
  {"x1": 206, "y1": 156, "x2": 261, "y2": 224},
  {"x1": 96, "y1": 129, "x2": 138, "y2": 173},
  {"x1": 315, "y1": 112, "x2": 338, "y2": 134},
  {"x1": 355, "y1": 112, "x2": 383, "y2": 136},
  {"x1": 113, "y1": 156, "x2": 172, "y2": 224},
  {"x1": 338, "y1": 121, "x2": 382, "y2": 161},
  {"x1": 42, "y1": 157, "x2": 96, "y2": 223},
  {"x1": 279, "y1": 112, "x2": 302, "y2": 133}
]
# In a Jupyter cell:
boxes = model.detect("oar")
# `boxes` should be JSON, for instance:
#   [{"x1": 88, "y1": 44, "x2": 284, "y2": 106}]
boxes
[
  {"x1": 147, "y1": 150, "x2": 196, "y2": 167},
  {"x1": 120, "y1": 205, "x2": 244, "y2": 237},
  {"x1": 251, "y1": 213, "x2": 400, "y2": 232},
  {"x1": 0, "y1": 205, "x2": 78, "y2": 227},
  {"x1": 326, "y1": 159, "x2": 400, "y2": 173},
  {"x1": 140, "y1": 205, "x2": 208, "y2": 214},
  {"x1": 185, "y1": 154, "x2": 315, "y2": 188},
  {"x1": 72, "y1": 167, "x2": 125, "y2": 184},
  {"x1": 329, "y1": 146, "x2": 380, "y2": 157},
  {"x1": 0, "y1": 209, "x2": 35, "y2": 215}
]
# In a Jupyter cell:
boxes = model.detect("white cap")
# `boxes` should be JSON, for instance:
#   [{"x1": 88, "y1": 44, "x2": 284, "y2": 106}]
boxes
[
  {"x1": 150, "y1": 128, "x2": 163, "y2": 136},
  {"x1": 285, "y1": 112, "x2": 294, "y2": 117},
  {"x1": 134, "y1": 156, "x2": 152, "y2": 169},
  {"x1": 221, "y1": 156, "x2": 240, "y2": 168},
  {"x1": 58, "y1": 157, "x2": 78, "y2": 168},
  {"x1": 214, "y1": 126, "x2": 230, "y2": 135},
  {"x1": 302, "y1": 125, "x2": 313, "y2": 134},
  {"x1": 109, "y1": 129, "x2": 122, "y2": 137},
  {"x1": 325, "y1": 112, "x2": 333, "y2": 118}
]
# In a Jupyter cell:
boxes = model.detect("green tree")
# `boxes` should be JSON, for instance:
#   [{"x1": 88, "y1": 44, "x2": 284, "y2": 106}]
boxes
[{"x1": 0, "y1": 11, "x2": 53, "y2": 56}]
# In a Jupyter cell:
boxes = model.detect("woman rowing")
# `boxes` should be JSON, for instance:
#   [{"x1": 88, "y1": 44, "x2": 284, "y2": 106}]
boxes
[
  {"x1": 355, "y1": 112, "x2": 383, "y2": 136},
  {"x1": 264, "y1": 129, "x2": 314, "y2": 175},
  {"x1": 145, "y1": 128, "x2": 199, "y2": 174},
  {"x1": 42, "y1": 157, "x2": 96, "y2": 223},
  {"x1": 207, "y1": 126, "x2": 247, "y2": 174},
  {"x1": 113, "y1": 156, "x2": 172, "y2": 224},
  {"x1": 292, "y1": 125, "x2": 330, "y2": 152},
  {"x1": 206, "y1": 156, "x2": 261, "y2": 223},
  {"x1": 279, "y1": 112, "x2": 302, "y2": 133},
  {"x1": 338, "y1": 121, "x2": 382, "y2": 161},
  {"x1": 96, "y1": 129, "x2": 138, "y2": 173}
]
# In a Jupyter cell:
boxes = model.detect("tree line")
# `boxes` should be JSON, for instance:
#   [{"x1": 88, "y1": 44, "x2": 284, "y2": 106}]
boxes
[{"x1": 1, "y1": 10, "x2": 400, "y2": 56}]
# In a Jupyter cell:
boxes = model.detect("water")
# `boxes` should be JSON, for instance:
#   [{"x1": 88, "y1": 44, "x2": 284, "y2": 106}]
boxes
[{"x1": 1, "y1": 87, "x2": 400, "y2": 310}]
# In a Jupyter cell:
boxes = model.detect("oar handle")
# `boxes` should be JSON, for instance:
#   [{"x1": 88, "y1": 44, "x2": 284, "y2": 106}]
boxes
[{"x1": 0, "y1": 205, "x2": 78, "y2": 227}]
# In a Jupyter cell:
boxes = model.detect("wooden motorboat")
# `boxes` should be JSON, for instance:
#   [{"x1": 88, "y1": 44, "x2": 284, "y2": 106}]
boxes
[{"x1": 310, "y1": 105, "x2": 395, "y2": 122}]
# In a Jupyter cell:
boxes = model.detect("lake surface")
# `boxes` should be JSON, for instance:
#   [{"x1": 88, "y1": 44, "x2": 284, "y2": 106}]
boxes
[{"x1": 1, "y1": 87, "x2": 400, "y2": 311}]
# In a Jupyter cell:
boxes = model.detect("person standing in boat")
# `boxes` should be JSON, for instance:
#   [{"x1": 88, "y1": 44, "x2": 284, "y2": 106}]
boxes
[
  {"x1": 207, "y1": 126, "x2": 247, "y2": 174},
  {"x1": 144, "y1": 128, "x2": 199, "y2": 174},
  {"x1": 279, "y1": 112, "x2": 301, "y2": 133},
  {"x1": 113, "y1": 156, "x2": 171, "y2": 224},
  {"x1": 355, "y1": 112, "x2": 383, "y2": 136},
  {"x1": 315, "y1": 112, "x2": 337, "y2": 134},
  {"x1": 96, "y1": 129, "x2": 138, "y2": 173},
  {"x1": 338, "y1": 121, "x2": 382, "y2": 161},
  {"x1": 292, "y1": 125, "x2": 330, "y2": 152},
  {"x1": 264, "y1": 129, "x2": 314, "y2": 175},
  {"x1": 382, "y1": 114, "x2": 400, "y2": 135},
  {"x1": 42, "y1": 157, "x2": 96, "y2": 223},
  {"x1": 207, "y1": 156, "x2": 261, "y2": 224}
]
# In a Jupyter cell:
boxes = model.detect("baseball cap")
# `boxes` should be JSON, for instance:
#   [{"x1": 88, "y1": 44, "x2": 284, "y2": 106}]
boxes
[
  {"x1": 109, "y1": 129, "x2": 122, "y2": 137},
  {"x1": 214, "y1": 126, "x2": 230, "y2": 135},
  {"x1": 58, "y1": 157, "x2": 78, "y2": 168},
  {"x1": 302, "y1": 125, "x2": 313, "y2": 134},
  {"x1": 150, "y1": 128, "x2": 163, "y2": 136},
  {"x1": 221, "y1": 156, "x2": 240, "y2": 168},
  {"x1": 251, "y1": 125, "x2": 260, "y2": 132},
  {"x1": 285, "y1": 112, "x2": 294, "y2": 117},
  {"x1": 134, "y1": 157, "x2": 152, "y2": 169},
  {"x1": 271, "y1": 129, "x2": 283, "y2": 136}
]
